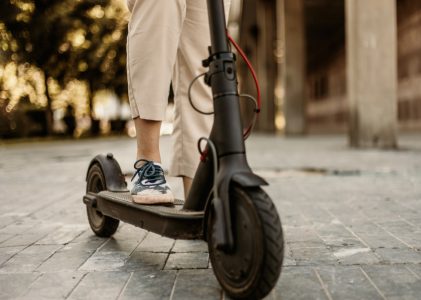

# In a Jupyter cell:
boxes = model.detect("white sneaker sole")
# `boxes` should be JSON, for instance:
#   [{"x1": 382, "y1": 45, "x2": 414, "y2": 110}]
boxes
[{"x1": 132, "y1": 193, "x2": 175, "y2": 205}]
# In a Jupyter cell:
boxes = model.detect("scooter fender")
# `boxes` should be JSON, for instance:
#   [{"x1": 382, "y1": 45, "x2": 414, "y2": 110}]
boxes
[
  {"x1": 231, "y1": 171, "x2": 268, "y2": 187},
  {"x1": 86, "y1": 153, "x2": 128, "y2": 192},
  {"x1": 206, "y1": 154, "x2": 267, "y2": 251}
]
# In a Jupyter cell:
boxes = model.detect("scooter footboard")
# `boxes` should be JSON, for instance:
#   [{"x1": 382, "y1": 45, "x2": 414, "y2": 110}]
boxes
[{"x1": 84, "y1": 191, "x2": 204, "y2": 240}]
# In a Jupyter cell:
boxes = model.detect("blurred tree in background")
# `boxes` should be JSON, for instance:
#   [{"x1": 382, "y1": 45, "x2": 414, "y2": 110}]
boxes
[{"x1": 0, "y1": 0, "x2": 128, "y2": 136}]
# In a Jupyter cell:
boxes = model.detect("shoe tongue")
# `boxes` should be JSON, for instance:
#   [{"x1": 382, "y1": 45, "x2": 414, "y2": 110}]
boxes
[{"x1": 134, "y1": 160, "x2": 162, "y2": 169}]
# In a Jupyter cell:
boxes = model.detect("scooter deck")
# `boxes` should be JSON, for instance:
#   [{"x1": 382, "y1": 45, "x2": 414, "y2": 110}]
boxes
[{"x1": 83, "y1": 191, "x2": 204, "y2": 240}]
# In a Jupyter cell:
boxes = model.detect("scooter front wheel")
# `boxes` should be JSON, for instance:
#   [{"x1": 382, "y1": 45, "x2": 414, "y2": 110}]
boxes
[
  {"x1": 86, "y1": 163, "x2": 119, "y2": 237},
  {"x1": 207, "y1": 186, "x2": 284, "y2": 299}
]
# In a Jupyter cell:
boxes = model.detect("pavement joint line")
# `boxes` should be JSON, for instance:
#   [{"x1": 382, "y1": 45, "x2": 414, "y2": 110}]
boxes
[
  {"x1": 344, "y1": 197, "x2": 418, "y2": 241},
  {"x1": 93, "y1": 236, "x2": 112, "y2": 252},
  {"x1": 322, "y1": 207, "x2": 379, "y2": 250},
  {"x1": 0, "y1": 230, "x2": 61, "y2": 269},
  {"x1": 70, "y1": 229, "x2": 90, "y2": 244},
  {"x1": 75, "y1": 237, "x2": 110, "y2": 270},
  {"x1": 117, "y1": 271, "x2": 134, "y2": 300},
  {"x1": 19, "y1": 189, "x2": 76, "y2": 220},
  {"x1": 341, "y1": 201, "x2": 412, "y2": 249},
  {"x1": 65, "y1": 271, "x2": 88, "y2": 299},
  {"x1": 292, "y1": 204, "x2": 325, "y2": 240},
  {"x1": 0, "y1": 190, "x2": 75, "y2": 233},
  {"x1": 162, "y1": 239, "x2": 177, "y2": 270},
  {"x1": 390, "y1": 195, "x2": 421, "y2": 215},
  {"x1": 125, "y1": 238, "x2": 143, "y2": 258},
  {"x1": 293, "y1": 205, "x2": 341, "y2": 263},
  {"x1": 398, "y1": 215, "x2": 418, "y2": 229},
  {"x1": 35, "y1": 244, "x2": 66, "y2": 272},
  {"x1": 313, "y1": 267, "x2": 333, "y2": 300},
  {"x1": 360, "y1": 266, "x2": 387, "y2": 300},
  {"x1": 19, "y1": 271, "x2": 44, "y2": 297},
  {"x1": 366, "y1": 219, "x2": 414, "y2": 250},
  {"x1": 168, "y1": 270, "x2": 179, "y2": 300},
  {"x1": 407, "y1": 265, "x2": 421, "y2": 280},
  {"x1": 129, "y1": 229, "x2": 149, "y2": 254}
]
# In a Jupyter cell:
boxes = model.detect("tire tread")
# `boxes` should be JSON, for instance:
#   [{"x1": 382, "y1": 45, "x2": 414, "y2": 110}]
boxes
[{"x1": 248, "y1": 187, "x2": 284, "y2": 299}]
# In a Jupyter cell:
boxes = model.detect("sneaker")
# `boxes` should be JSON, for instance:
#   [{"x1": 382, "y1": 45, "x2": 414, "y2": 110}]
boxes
[{"x1": 130, "y1": 159, "x2": 174, "y2": 204}]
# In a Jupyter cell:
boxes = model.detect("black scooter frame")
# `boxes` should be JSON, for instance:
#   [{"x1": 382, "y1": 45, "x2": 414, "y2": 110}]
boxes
[{"x1": 184, "y1": 0, "x2": 267, "y2": 250}]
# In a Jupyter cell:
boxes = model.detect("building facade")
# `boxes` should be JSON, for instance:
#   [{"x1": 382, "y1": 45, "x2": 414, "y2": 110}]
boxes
[
  {"x1": 240, "y1": 0, "x2": 421, "y2": 146},
  {"x1": 307, "y1": 0, "x2": 421, "y2": 134}
]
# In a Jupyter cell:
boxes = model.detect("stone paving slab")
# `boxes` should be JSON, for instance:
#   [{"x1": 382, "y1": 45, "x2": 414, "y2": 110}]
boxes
[
  {"x1": 315, "y1": 266, "x2": 384, "y2": 300},
  {"x1": 68, "y1": 271, "x2": 131, "y2": 300},
  {"x1": 0, "y1": 134, "x2": 420, "y2": 299},
  {"x1": 362, "y1": 265, "x2": 421, "y2": 300},
  {"x1": 271, "y1": 267, "x2": 328, "y2": 300},
  {"x1": 119, "y1": 271, "x2": 176, "y2": 300},
  {"x1": 171, "y1": 269, "x2": 221, "y2": 300},
  {"x1": 164, "y1": 252, "x2": 209, "y2": 270},
  {"x1": 19, "y1": 271, "x2": 86, "y2": 300},
  {"x1": 0, "y1": 273, "x2": 41, "y2": 299},
  {"x1": 0, "y1": 244, "x2": 62, "y2": 273}
]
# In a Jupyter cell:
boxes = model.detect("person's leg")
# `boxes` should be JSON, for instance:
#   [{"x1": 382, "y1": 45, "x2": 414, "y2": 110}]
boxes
[
  {"x1": 134, "y1": 118, "x2": 161, "y2": 162},
  {"x1": 170, "y1": 0, "x2": 231, "y2": 198},
  {"x1": 183, "y1": 177, "x2": 193, "y2": 197},
  {"x1": 127, "y1": 0, "x2": 186, "y2": 203},
  {"x1": 127, "y1": 0, "x2": 185, "y2": 122}
]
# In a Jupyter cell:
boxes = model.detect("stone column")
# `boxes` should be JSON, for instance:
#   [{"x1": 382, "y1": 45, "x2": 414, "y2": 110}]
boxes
[
  {"x1": 282, "y1": 0, "x2": 307, "y2": 135},
  {"x1": 346, "y1": 0, "x2": 398, "y2": 148},
  {"x1": 239, "y1": 0, "x2": 277, "y2": 132}
]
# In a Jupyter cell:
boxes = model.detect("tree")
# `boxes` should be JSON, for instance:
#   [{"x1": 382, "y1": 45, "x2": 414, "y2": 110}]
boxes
[
  {"x1": 0, "y1": 0, "x2": 128, "y2": 135},
  {"x1": 68, "y1": 1, "x2": 128, "y2": 120}
]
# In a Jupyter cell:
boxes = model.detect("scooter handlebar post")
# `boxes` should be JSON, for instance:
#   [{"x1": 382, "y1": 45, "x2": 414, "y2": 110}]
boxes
[{"x1": 207, "y1": 0, "x2": 229, "y2": 54}]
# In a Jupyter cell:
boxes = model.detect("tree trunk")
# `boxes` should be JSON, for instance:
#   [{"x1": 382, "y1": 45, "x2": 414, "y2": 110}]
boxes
[
  {"x1": 88, "y1": 81, "x2": 94, "y2": 120},
  {"x1": 44, "y1": 73, "x2": 54, "y2": 135},
  {"x1": 87, "y1": 81, "x2": 100, "y2": 136}
]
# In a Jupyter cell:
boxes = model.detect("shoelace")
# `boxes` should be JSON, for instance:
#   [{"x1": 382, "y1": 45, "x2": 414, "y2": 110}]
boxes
[{"x1": 131, "y1": 159, "x2": 166, "y2": 185}]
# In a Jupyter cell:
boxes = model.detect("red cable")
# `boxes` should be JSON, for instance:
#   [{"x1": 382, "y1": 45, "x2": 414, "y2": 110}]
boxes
[
  {"x1": 226, "y1": 31, "x2": 261, "y2": 113},
  {"x1": 201, "y1": 32, "x2": 261, "y2": 161}
]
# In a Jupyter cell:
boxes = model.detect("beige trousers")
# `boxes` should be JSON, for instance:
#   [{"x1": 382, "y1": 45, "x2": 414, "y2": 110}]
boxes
[{"x1": 126, "y1": 0, "x2": 231, "y2": 178}]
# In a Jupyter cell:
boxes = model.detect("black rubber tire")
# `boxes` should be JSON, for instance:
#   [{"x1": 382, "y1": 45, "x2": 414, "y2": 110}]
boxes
[
  {"x1": 207, "y1": 186, "x2": 284, "y2": 300},
  {"x1": 86, "y1": 163, "x2": 119, "y2": 237}
]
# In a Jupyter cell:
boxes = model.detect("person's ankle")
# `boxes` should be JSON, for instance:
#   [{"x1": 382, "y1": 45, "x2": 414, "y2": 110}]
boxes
[
  {"x1": 136, "y1": 153, "x2": 161, "y2": 163},
  {"x1": 182, "y1": 176, "x2": 193, "y2": 198}
]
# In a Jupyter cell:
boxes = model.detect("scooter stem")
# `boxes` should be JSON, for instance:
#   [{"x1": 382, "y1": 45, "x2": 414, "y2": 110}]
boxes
[
  {"x1": 184, "y1": 0, "x2": 267, "y2": 250},
  {"x1": 207, "y1": 0, "x2": 230, "y2": 53}
]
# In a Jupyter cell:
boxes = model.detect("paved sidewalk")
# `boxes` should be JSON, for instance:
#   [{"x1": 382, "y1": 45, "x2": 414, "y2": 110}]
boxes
[{"x1": 0, "y1": 134, "x2": 420, "y2": 299}]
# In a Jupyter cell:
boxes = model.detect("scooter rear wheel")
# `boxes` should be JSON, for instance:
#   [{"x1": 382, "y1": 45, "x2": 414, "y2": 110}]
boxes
[
  {"x1": 86, "y1": 163, "x2": 119, "y2": 237},
  {"x1": 207, "y1": 186, "x2": 284, "y2": 299}
]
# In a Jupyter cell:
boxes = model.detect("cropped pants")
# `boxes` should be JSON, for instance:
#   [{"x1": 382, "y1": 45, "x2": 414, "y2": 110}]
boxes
[{"x1": 126, "y1": 0, "x2": 231, "y2": 179}]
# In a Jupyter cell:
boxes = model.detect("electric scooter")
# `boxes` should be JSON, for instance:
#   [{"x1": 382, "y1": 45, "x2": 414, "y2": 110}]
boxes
[{"x1": 83, "y1": 1, "x2": 284, "y2": 298}]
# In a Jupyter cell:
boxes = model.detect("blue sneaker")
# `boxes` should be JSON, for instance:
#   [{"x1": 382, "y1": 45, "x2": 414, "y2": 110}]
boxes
[{"x1": 131, "y1": 159, "x2": 174, "y2": 204}]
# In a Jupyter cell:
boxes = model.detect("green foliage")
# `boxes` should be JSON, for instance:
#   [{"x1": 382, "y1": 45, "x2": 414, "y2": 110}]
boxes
[
  {"x1": 70, "y1": 1, "x2": 128, "y2": 99},
  {"x1": 0, "y1": 0, "x2": 128, "y2": 117}
]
